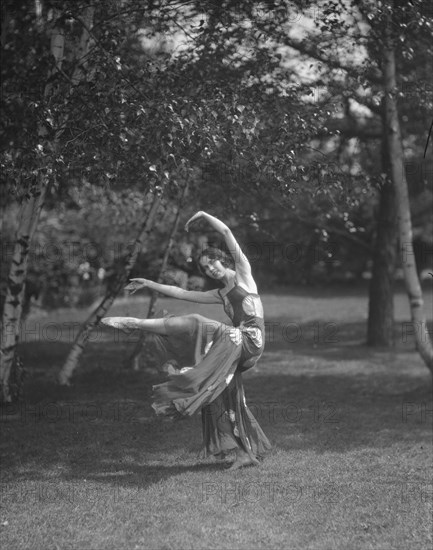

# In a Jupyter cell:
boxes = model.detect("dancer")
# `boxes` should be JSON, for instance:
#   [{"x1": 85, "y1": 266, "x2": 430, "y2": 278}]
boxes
[{"x1": 102, "y1": 211, "x2": 271, "y2": 469}]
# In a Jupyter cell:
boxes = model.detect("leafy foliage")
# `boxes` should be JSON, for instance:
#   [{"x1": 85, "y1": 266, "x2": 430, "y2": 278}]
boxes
[{"x1": 1, "y1": 0, "x2": 432, "y2": 304}]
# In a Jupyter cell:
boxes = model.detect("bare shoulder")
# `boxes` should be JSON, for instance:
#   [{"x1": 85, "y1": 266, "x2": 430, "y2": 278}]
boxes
[{"x1": 235, "y1": 272, "x2": 258, "y2": 294}]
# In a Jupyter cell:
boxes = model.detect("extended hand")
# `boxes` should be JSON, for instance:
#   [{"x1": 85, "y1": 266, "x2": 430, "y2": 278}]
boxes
[
  {"x1": 124, "y1": 278, "x2": 149, "y2": 295},
  {"x1": 184, "y1": 211, "x2": 205, "y2": 232}
]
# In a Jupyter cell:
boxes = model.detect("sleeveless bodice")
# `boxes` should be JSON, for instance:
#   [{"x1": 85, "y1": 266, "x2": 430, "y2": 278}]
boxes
[
  {"x1": 218, "y1": 284, "x2": 265, "y2": 371},
  {"x1": 220, "y1": 285, "x2": 263, "y2": 327}
]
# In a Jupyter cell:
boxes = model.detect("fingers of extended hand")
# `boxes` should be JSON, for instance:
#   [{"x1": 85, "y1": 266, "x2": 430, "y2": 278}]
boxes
[
  {"x1": 124, "y1": 284, "x2": 137, "y2": 294},
  {"x1": 125, "y1": 279, "x2": 146, "y2": 293}
]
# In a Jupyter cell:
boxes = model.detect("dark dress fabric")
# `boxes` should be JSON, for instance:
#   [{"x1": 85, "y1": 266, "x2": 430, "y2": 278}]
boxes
[{"x1": 151, "y1": 283, "x2": 271, "y2": 460}]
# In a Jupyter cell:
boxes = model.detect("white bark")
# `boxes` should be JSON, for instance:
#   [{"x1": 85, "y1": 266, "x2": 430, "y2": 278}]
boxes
[
  {"x1": 383, "y1": 18, "x2": 433, "y2": 372},
  {"x1": 0, "y1": 16, "x2": 65, "y2": 401},
  {"x1": 1, "y1": 7, "x2": 95, "y2": 400},
  {"x1": 58, "y1": 193, "x2": 163, "y2": 385},
  {"x1": 0, "y1": 183, "x2": 48, "y2": 401},
  {"x1": 129, "y1": 181, "x2": 189, "y2": 370}
]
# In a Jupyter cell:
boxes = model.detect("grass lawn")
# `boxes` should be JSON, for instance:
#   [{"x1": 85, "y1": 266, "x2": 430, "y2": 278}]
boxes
[{"x1": 1, "y1": 287, "x2": 432, "y2": 550}]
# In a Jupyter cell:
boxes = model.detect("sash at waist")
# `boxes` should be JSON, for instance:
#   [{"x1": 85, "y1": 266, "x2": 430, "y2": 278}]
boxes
[{"x1": 226, "y1": 322, "x2": 264, "y2": 351}]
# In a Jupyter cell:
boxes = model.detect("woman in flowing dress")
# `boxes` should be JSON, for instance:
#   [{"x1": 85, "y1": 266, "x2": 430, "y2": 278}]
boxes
[{"x1": 102, "y1": 211, "x2": 271, "y2": 470}]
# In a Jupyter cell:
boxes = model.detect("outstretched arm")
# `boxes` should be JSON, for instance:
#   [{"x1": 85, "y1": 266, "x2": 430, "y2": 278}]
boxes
[
  {"x1": 125, "y1": 278, "x2": 221, "y2": 304},
  {"x1": 185, "y1": 211, "x2": 257, "y2": 292}
]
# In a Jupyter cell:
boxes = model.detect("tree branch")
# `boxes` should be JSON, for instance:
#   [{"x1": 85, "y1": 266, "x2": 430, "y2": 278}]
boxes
[{"x1": 283, "y1": 36, "x2": 382, "y2": 85}]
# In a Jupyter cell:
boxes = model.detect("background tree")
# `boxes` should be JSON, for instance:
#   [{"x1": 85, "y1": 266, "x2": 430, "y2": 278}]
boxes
[
  {"x1": 2, "y1": 0, "x2": 432, "y2": 400},
  {"x1": 262, "y1": 0, "x2": 432, "y2": 348},
  {"x1": 381, "y1": 0, "x2": 432, "y2": 370},
  {"x1": 1, "y1": 1, "x2": 69, "y2": 401}
]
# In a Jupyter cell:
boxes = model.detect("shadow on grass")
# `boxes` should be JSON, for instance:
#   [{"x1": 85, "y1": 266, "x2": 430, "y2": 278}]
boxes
[
  {"x1": 2, "y1": 368, "x2": 431, "y2": 490},
  {"x1": 2, "y1": 318, "x2": 431, "y2": 492},
  {"x1": 66, "y1": 461, "x2": 228, "y2": 488}
]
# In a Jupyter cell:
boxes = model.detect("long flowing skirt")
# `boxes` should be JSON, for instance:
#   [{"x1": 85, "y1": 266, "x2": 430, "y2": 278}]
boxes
[{"x1": 151, "y1": 314, "x2": 271, "y2": 460}]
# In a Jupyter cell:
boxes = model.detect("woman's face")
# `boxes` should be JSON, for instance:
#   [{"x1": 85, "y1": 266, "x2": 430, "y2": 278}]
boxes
[{"x1": 199, "y1": 255, "x2": 227, "y2": 280}]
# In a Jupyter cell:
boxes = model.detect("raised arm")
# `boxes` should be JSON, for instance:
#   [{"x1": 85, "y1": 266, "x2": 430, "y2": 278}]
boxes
[
  {"x1": 125, "y1": 278, "x2": 221, "y2": 304},
  {"x1": 185, "y1": 211, "x2": 257, "y2": 292}
]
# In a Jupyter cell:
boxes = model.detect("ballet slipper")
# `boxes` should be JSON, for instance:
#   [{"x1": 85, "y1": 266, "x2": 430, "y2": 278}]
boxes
[{"x1": 101, "y1": 317, "x2": 135, "y2": 331}]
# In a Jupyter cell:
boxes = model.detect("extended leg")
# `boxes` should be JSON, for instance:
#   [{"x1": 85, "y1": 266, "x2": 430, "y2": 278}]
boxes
[
  {"x1": 101, "y1": 317, "x2": 169, "y2": 334},
  {"x1": 101, "y1": 313, "x2": 221, "y2": 338}
]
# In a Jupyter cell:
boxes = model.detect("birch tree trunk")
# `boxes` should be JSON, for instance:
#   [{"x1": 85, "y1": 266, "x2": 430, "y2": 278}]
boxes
[
  {"x1": 128, "y1": 182, "x2": 189, "y2": 370},
  {"x1": 0, "y1": 182, "x2": 48, "y2": 401},
  {"x1": 0, "y1": 16, "x2": 65, "y2": 402},
  {"x1": 383, "y1": 15, "x2": 433, "y2": 372},
  {"x1": 58, "y1": 193, "x2": 162, "y2": 385},
  {"x1": 0, "y1": 7, "x2": 95, "y2": 401}
]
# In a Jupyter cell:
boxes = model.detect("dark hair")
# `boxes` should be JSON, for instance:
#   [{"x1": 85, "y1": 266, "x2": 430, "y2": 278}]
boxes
[{"x1": 196, "y1": 247, "x2": 233, "y2": 275}]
